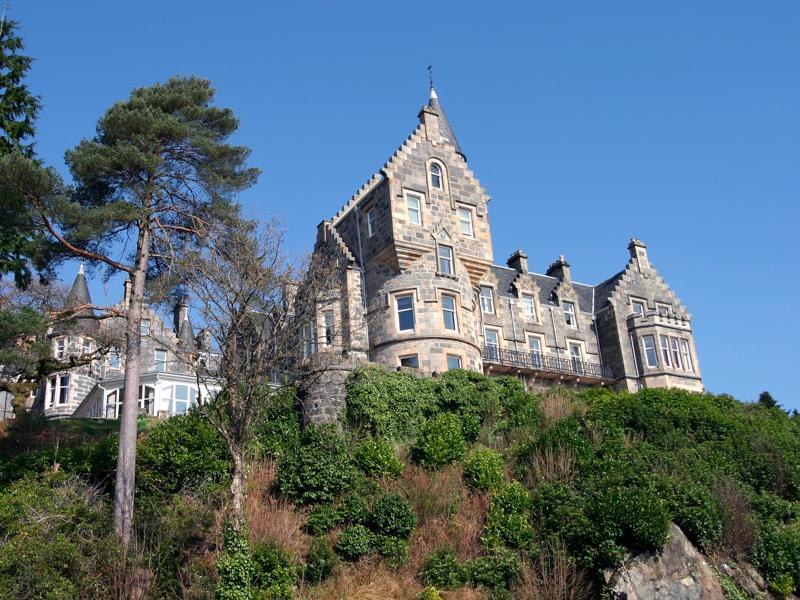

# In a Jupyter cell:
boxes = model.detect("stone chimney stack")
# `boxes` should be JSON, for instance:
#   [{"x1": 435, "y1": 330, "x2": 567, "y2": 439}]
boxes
[
  {"x1": 628, "y1": 238, "x2": 651, "y2": 273},
  {"x1": 507, "y1": 249, "x2": 529, "y2": 274},
  {"x1": 174, "y1": 295, "x2": 190, "y2": 333},
  {"x1": 122, "y1": 278, "x2": 132, "y2": 308},
  {"x1": 546, "y1": 255, "x2": 572, "y2": 284}
]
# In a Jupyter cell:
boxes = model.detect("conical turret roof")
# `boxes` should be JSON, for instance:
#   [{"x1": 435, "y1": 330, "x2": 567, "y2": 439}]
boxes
[{"x1": 427, "y1": 86, "x2": 466, "y2": 160}]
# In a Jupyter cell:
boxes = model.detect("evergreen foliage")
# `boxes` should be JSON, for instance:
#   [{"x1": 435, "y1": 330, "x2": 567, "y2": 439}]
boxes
[{"x1": 411, "y1": 412, "x2": 466, "y2": 469}]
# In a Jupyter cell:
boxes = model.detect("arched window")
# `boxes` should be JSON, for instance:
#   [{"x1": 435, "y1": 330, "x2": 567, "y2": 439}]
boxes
[{"x1": 430, "y1": 163, "x2": 443, "y2": 190}]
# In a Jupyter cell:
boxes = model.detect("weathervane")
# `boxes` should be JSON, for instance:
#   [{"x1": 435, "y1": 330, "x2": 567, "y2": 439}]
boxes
[{"x1": 427, "y1": 63, "x2": 434, "y2": 90}]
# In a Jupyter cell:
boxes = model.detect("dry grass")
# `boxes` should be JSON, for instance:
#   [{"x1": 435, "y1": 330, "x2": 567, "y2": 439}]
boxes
[
  {"x1": 712, "y1": 478, "x2": 757, "y2": 559},
  {"x1": 539, "y1": 391, "x2": 584, "y2": 427},
  {"x1": 526, "y1": 445, "x2": 575, "y2": 486},
  {"x1": 299, "y1": 558, "x2": 421, "y2": 600},
  {"x1": 247, "y1": 460, "x2": 310, "y2": 559},
  {"x1": 442, "y1": 588, "x2": 489, "y2": 600},
  {"x1": 512, "y1": 539, "x2": 593, "y2": 600},
  {"x1": 390, "y1": 463, "x2": 464, "y2": 524}
]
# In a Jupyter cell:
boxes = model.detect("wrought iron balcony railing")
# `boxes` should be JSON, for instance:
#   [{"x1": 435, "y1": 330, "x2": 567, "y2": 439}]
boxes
[{"x1": 482, "y1": 346, "x2": 614, "y2": 380}]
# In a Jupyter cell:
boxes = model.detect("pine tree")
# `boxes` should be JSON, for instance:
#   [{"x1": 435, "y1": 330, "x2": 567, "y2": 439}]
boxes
[{"x1": 1, "y1": 76, "x2": 259, "y2": 547}]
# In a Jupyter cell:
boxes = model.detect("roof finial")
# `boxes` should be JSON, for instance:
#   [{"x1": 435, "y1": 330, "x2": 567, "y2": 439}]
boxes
[
  {"x1": 427, "y1": 63, "x2": 438, "y2": 101},
  {"x1": 78, "y1": 260, "x2": 85, "y2": 276}
]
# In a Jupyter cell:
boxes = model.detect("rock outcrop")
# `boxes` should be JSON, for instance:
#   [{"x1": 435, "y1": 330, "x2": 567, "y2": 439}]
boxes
[{"x1": 605, "y1": 523, "x2": 724, "y2": 599}]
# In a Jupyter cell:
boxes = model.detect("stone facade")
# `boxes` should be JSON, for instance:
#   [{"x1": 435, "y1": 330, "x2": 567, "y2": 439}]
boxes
[{"x1": 306, "y1": 87, "x2": 703, "y2": 421}]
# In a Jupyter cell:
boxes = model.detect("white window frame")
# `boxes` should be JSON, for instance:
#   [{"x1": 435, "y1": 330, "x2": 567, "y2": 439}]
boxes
[
  {"x1": 155, "y1": 348, "x2": 167, "y2": 373},
  {"x1": 484, "y1": 328, "x2": 501, "y2": 359},
  {"x1": 457, "y1": 207, "x2": 473, "y2": 236},
  {"x1": 632, "y1": 299, "x2": 646, "y2": 317},
  {"x1": 670, "y1": 337, "x2": 683, "y2": 370},
  {"x1": 642, "y1": 335, "x2": 658, "y2": 368},
  {"x1": 323, "y1": 310, "x2": 335, "y2": 346},
  {"x1": 55, "y1": 374, "x2": 70, "y2": 405},
  {"x1": 108, "y1": 347, "x2": 121, "y2": 369},
  {"x1": 442, "y1": 293, "x2": 458, "y2": 331},
  {"x1": 105, "y1": 390, "x2": 119, "y2": 419},
  {"x1": 399, "y1": 354, "x2": 419, "y2": 369},
  {"x1": 438, "y1": 244, "x2": 454, "y2": 276},
  {"x1": 395, "y1": 293, "x2": 416, "y2": 332},
  {"x1": 521, "y1": 294, "x2": 536, "y2": 320},
  {"x1": 680, "y1": 339, "x2": 694, "y2": 373},
  {"x1": 367, "y1": 208, "x2": 377, "y2": 238},
  {"x1": 446, "y1": 355, "x2": 462, "y2": 370},
  {"x1": 429, "y1": 162, "x2": 443, "y2": 190},
  {"x1": 563, "y1": 301, "x2": 577, "y2": 328},
  {"x1": 527, "y1": 334, "x2": 544, "y2": 368},
  {"x1": 479, "y1": 286, "x2": 495, "y2": 314},
  {"x1": 302, "y1": 323, "x2": 317, "y2": 359},
  {"x1": 660, "y1": 335, "x2": 672, "y2": 367},
  {"x1": 406, "y1": 192, "x2": 422, "y2": 225},
  {"x1": 140, "y1": 319, "x2": 151, "y2": 336},
  {"x1": 48, "y1": 375, "x2": 57, "y2": 407},
  {"x1": 568, "y1": 341, "x2": 584, "y2": 374},
  {"x1": 55, "y1": 338, "x2": 65, "y2": 359}
]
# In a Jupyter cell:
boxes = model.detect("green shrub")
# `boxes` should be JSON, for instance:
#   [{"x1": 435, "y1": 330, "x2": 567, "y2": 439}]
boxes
[
  {"x1": 753, "y1": 521, "x2": 800, "y2": 596},
  {"x1": 422, "y1": 548, "x2": 466, "y2": 589},
  {"x1": 337, "y1": 492, "x2": 369, "y2": 525},
  {"x1": 418, "y1": 586, "x2": 444, "y2": 600},
  {"x1": 483, "y1": 480, "x2": 534, "y2": 551},
  {"x1": 277, "y1": 425, "x2": 357, "y2": 504},
  {"x1": 215, "y1": 522, "x2": 254, "y2": 600},
  {"x1": 335, "y1": 524, "x2": 373, "y2": 560},
  {"x1": 251, "y1": 541, "x2": 297, "y2": 600},
  {"x1": 375, "y1": 535, "x2": 409, "y2": 567},
  {"x1": 346, "y1": 367, "x2": 437, "y2": 440},
  {"x1": 466, "y1": 548, "x2": 521, "y2": 591},
  {"x1": 412, "y1": 413, "x2": 466, "y2": 469},
  {"x1": 354, "y1": 438, "x2": 403, "y2": 478},
  {"x1": 592, "y1": 485, "x2": 670, "y2": 553},
  {"x1": 137, "y1": 409, "x2": 229, "y2": 498},
  {"x1": 464, "y1": 447, "x2": 505, "y2": 491},
  {"x1": 368, "y1": 493, "x2": 417, "y2": 539},
  {"x1": 302, "y1": 538, "x2": 338, "y2": 583},
  {"x1": 663, "y1": 480, "x2": 721, "y2": 550},
  {"x1": 251, "y1": 388, "x2": 302, "y2": 461},
  {"x1": 305, "y1": 503, "x2": 341, "y2": 536}
]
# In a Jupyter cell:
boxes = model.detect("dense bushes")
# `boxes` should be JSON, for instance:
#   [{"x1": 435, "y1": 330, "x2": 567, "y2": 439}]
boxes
[
  {"x1": 412, "y1": 412, "x2": 466, "y2": 469},
  {"x1": 754, "y1": 520, "x2": 800, "y2": 595},
  {"x1": 335, "y1": 524, "x2": 373, "y2": 560},
  {"x1": 368, "y1": 493, "x2": 416, "y2": 539},
  {"x1": 354, "y1": 438, "x2": 403, "y2": 478},
  {"x1": 464, "y1": 446, "x2": 505, "y2": 491}
]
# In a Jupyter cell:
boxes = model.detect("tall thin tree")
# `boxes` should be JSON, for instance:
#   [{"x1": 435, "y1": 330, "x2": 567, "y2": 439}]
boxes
[{"x1": 0, "y1": 77, "x2": 259, "y2": 546}]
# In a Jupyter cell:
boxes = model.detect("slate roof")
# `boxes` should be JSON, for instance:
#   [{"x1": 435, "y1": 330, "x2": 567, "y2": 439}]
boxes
[
  {"x1": 490, "y1": 265, "x2": 596, "y2": 314},
  {"x1": 60, "y1": 265, "x2": 97, "y2": 334},
  {"x1": 428, "y1": 91, "x2": 466, "y2": 160}
]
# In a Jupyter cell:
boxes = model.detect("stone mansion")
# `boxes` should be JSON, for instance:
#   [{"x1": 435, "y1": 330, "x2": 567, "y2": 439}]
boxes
[{"x1": 304, "y1": 87, "x2": 702, "y2": 420}]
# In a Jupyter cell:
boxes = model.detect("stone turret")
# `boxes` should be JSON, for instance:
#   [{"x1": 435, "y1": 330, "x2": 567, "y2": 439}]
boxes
[{"x1": 60, "y1": 263, "x2": 97, "y2": 334}]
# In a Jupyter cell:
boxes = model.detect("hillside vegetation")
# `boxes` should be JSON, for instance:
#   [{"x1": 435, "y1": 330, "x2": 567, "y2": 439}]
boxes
[{"x1": 1, "y1": 368, "x2": 799, "y2": 599}]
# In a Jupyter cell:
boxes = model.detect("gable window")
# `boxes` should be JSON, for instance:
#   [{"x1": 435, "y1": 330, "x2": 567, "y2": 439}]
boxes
[
  {"x1": 396, "y1": 294, "x2": 415, "y2": 332},
  {"x1": 140, "y1": 319, "x2": 151, "y2": 336},
  {"x1": 442, "y1": 294, "x2": 458, "y2": 331},
  {"x1": 642, "y1": 335, "x2": 658, "y2": 368},
  {"x1": 367, "y1": 208, "x2": 377, "y2": 238},
  {"x1": 522, "y1": 294, "x2": 535, "y2": 320},
  {"x1": 323, "y1": 311, "x2": 334, "y2": 346},
  {"x1": 430, "y1": 163, "x2": 443, "y2": 190},
  {"x1": 527, "y1": 335, "x2": 543, "y2": 368},
  {"x1": 680, "y1": 340, "x2": 694, "y2": 372},
  {"x1": 400, "y1": 355, "x2": 419, "y2": 369},
  {"x1": 438, "y1": 245, "x2": 454, "y2": 276},
  {"x1": 447, "y1": 355, "x2": 462, "y2": 370},
  {"x1": 154, "y1": 349, "x2": 167, "y2": 373},
  {"x1": 406, "y1": 193, "x2": 422, "y2": 225},
  {"x1": 670, "y1": 337, "x2": 682, "y2": 369},
  {"x1": 632, "y1": 300, "x2": 645, "y2": 316},
  {"x1": 563, "y1": 301, "x2": 577, "y2": 327},
  {"x1": 484, "y1": 329, "x2": 500, "y2": 360},
  {"x1": 479, "y1": 286, "x2": 495, "y2": 314},
  {"x1": 660, "y1": 335, "x2": 672, "y2": 367},
  {"x1": 458, "y1": 207, "x2": 473, "y2": 236}
]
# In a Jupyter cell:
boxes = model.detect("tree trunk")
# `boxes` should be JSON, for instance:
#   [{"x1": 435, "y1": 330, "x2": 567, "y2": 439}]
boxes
[
  {"x1": 114, "y1": 227, "x2": 149, "y2": 548},
  {"x1": 229, "y1": 446, "x2": 247, "y2": 532}
]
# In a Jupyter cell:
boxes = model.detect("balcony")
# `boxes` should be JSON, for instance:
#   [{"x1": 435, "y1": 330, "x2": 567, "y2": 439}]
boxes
[{"x1": 481, "y1": 346, "x2": 614, "y2": 384}]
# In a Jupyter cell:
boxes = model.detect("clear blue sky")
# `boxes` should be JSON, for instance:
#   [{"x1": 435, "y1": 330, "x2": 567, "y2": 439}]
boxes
[{"x1": 12, "y1": 1, "x2": 800, "y2": 408}]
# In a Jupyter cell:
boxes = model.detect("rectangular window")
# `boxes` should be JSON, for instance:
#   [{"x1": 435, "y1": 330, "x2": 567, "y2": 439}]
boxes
[
  {"x1": 660, "y1": 335, "x2": 672, "y2": 367},
  {"x1": 438, "y1": 245, "x2": 454, "y2": 275},
  {"x1": 323, "y1": 311, "x2": 334, "y2": 346},
  {"x1": 139, "y1": 385, "x2": 154, "y2": 413},
  {"x1": 485, "y1": 329, "x2": 500, "y2": 360},
  {"x1": 82, "y1": 338, "x2": 92, "y2": 354},
  {"x1": 155, "y1": 349, "x2": 167, "y2": 373},
  {"x1": 670, "y1": 337, "x2": 682, "y2": 369},
  {"x1": 528, "y1": 336, "x2": 542, "y2": 368},
  {"x1": 479, "y1": 286, "x2": 495, "y2": 314},
  {"x1": 302, "y1": 324, "x2": 316, "y2": 358},
  {"x1": 140, "y1": 319, "x2": 151, "y2": 336},
  {"x1": 447, "y1": 355, "x2": 462, "y2": 370},
  {"x1": 642, "y1": 335, "x2": 658, "y2": 368},
  {"x1": 407, "y1": 193, "x2": 422, "y2": 225},
  {"x1": 657, "y1": 303, "x2": 672, "y2": 316},
  {"x1": 680, "y1": 340, "x2": 694, "y2": 372},
  {"x1": 58, "y1": 375, "x2": 70, "y2": 405},
  {"x1": 563, "y1": 301, "x2": 577, "y2": 327},
  {"x1": 173, "y1": 385, "x2": 189, "y2": 415},
  {"x1": 400, "y1": 355, "x2": 419, "y2": 369},
  {"x1": 105, "y1": 390, "x2": 119, "y2": 419},
  {"x1": 522, "y1": 294, "x2": 535, "y2": 320},
  {"x1": 632, "y1": 300, "x2": 645, "y2": 316},
  {"x1": 108, "y1": 347, "x2": 120, "y2": 369},
  {"x1": 396, "y1": 294, "x2": 415, "y2": 331},
  {"x1": 458, "y1": 207, "x2": 473, "y2": 236},
  {"x1": 569, "y1": 343, "x2": 583, "y2": 374},
  {"x1": 49, "y1": 375, "x2": 57, "y2": 407},
  {"x1": 442, "y1": 294, "x2": 457, "y2": 331},
  {"x1": 367, "y1": 208, "x2": 376, "y2": 238},
  {"x1": 55, "y1": 338, "x2": 65, "y2": 359}
]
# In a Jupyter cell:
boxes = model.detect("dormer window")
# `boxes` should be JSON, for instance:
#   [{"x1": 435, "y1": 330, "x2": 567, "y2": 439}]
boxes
[
  {"x1": 522, "y1": 294, "x2": 536, "y2": 320},
  {"x1": 563, "y1": 301, "x2": 577, "y2": 328},
  {"x1": 430, "y1": 163, "x2": 443, "y2": 190}
]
